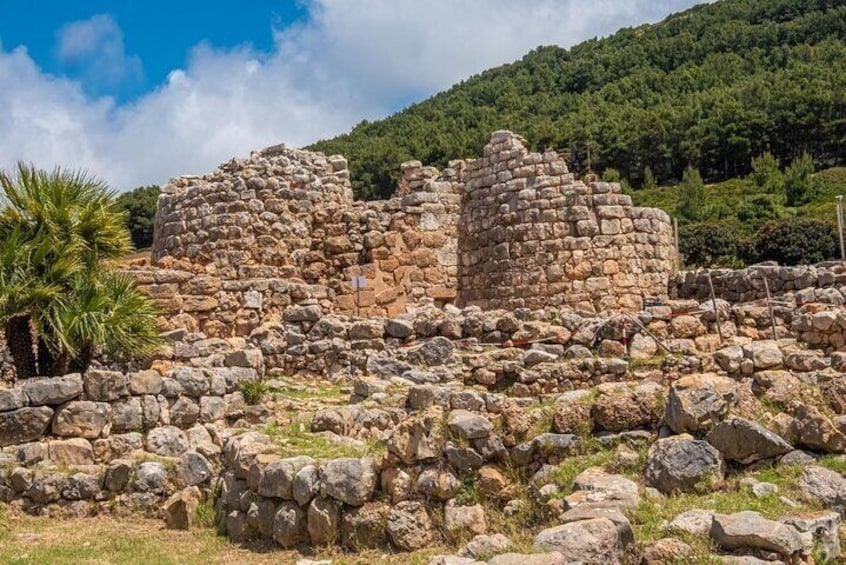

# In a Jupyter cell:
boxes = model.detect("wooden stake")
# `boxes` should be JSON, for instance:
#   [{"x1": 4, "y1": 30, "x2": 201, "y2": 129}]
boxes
[
  {"x1": 763, "y1": 277, "x2": 777, "y2": 340},
  {"x1": 706, "y1": 270, "x2": 724, "y2": 344},
  {"x1": 673, "y1": 217, "x2": 680, "y2": 268}
]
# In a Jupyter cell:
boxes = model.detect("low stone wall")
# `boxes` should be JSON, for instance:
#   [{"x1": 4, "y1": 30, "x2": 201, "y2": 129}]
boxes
[
  {"x1": 671, "y1": 263, "x2": 846, "y2": 304},
  {"x1": 0, "y1": 339, "x2": 265, "y2": 515}
]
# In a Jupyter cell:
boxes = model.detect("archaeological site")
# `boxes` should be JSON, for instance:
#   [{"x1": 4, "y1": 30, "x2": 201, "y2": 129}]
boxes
[{"x1": 5, "y1": 131, "x2": 846, "y2": 564}]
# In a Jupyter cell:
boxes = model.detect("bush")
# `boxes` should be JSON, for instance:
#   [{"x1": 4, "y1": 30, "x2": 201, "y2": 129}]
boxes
[
  {"x1": 239, "y1": 380, "x2": 268, "y2": 405},
  {"x1": 679, "y1": 223, "x2": 747, "y2": 268},
  {"x1": 749, "y1": 152, "x2": 784, "y2": 195},
  {"x1": 754, "y1": 218, "x2": 837, "y2": 265},
  {"x1": 736, "y1": 194, "x2": 786, "y2": 223},
  {"x1": 116, "y1": 185, "x2": 160, "y2": 249}
]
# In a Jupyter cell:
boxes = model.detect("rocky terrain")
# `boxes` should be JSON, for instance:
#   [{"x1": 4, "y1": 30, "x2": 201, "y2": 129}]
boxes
[{"x1": 5, "y1": 280, "x2": 846, "y2": 563}]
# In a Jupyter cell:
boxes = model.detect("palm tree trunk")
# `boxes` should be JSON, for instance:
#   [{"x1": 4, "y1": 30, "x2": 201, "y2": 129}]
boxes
[
  {"x1": 37, "y1": 336, "x2": 53, "y2": 377},
  {"x1": 6, "y1": 316, "x2": 36, "y2": 380},
  {"x1": 69, "y1": 344, "x2": 94, "y2": 374}
]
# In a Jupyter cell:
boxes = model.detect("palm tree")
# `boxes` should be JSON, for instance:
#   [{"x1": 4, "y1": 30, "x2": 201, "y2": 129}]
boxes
[{"x1": 0, "y1": 163, "x2": 161, "y2": 378}]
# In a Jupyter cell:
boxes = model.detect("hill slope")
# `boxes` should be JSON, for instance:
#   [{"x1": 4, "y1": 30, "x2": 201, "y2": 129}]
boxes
[{"x1": 308, "y1": 0, "x2": 846, "y2": 200}]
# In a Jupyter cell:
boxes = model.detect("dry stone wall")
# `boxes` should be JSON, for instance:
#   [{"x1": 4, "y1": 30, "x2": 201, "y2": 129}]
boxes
[{"x1": 150, "y1": 131, "x2": 676, "y2": 337}]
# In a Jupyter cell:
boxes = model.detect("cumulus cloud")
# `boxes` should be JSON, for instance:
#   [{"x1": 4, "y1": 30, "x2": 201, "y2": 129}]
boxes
[
  {"x1": 56, "y1": 14, "x2": 143, "y2": 92},
  {"x1": 0, "y1": 0, "x2": 703, "y2": 191}
]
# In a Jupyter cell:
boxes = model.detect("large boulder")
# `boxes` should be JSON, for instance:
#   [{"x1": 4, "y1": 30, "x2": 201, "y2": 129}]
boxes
[
  {"x1": 742, "y1": 341, "x2": 784, "y2": 370},
  {"x1": 710, "y1": 511, "x2": 804, "y2": 558},
  {"x1": 592, "y1": 382, "x2": 663, "y2": 432},
  {"x1": 52, "y1": 401, "x2": 111, "y2": 439},
  {"x1": 387, "y1": 501, "x2": 433, "y2": 551},
  {"x1": 565, "y1": 467, "x2": 640, "y2": 509},
  {"x1": 322, "y1": 458, "x2": 378, "y2": 506},
  {"x1": 447, "y1": 410, "x2": 493, "y2": 440},
  {"x1": 533, "y1": 516, "x2": 633, "y2": 562},
  {"x1": 783, "y1": 405, "x2": 846, "y2": 453},
  {"x1": 706, "y1": 417, "x2": 792, "y2": 464},
  {"x1": 258, "y1": 456, "x2": 315, "y2": 500},
  {"x1": 340, "y1": 502, "x2": 388, "y2": 550},
  {"x1": 798, "y1": 466, "x2": 846, "y2": 516},
  {"x1": 146, "y1": 426, "x2": 190, "y2": 457},
  {"x1": 387, "y1": 406, "x2": 447, "y2": 464},
  {"x1": 272, "y1": 501, "x2": 308, "y2": 548},
  {"x1": 23, "y1": 374, "x2": 83, "y2": 406},
  {"x1": 83, "y1": 370, "x2": 128, "y2": 401},
  {"x1": 0, "y1": 406, "x2": 53, "y2": 447},
  {"x1": 645, "y1": 435, "x2": 725, "y2": 494},
  {"x1": 665, "y1": 374, "x2": 737, "y2": 435}
]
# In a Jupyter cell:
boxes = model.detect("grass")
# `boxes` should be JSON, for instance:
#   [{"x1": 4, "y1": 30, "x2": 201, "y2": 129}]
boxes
[
  {"x1": 0, "y1": 509, "x2": 457, "y2": 565},
  {"x1": 628, "y1": 462, "x2": 822, "y2": 561},
  {"x1": 262, "y1": 421, "x2": 386, "y2": 460},
  {"x1": 268, "y1": 381, "x2": 349, "y2": 402}
]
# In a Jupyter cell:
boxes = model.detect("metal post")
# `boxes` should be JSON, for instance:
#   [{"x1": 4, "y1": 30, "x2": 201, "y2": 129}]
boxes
[
  {"x1": 763, "y1": 277, "x2": 777, "y2": 340},
  {"x1": 706, "y1": 270, "x2": 724, "y2": 344},
  {"x1": 837, "y1": 195, "x2": 845, "y2": 262}
]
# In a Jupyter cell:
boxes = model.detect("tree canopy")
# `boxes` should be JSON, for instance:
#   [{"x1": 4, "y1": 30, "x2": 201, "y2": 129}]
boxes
[{"x1": 308, "y1": 0, "x2": 846, "y2": 200}]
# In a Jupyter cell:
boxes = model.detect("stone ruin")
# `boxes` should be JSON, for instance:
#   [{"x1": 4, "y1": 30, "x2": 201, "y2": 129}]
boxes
[
  {"x1": 7, "y1": 132, "x2": 846, "y2": 563},
  {"x1": 147, "y1": 131, "x2": 676, "y2": 337}
]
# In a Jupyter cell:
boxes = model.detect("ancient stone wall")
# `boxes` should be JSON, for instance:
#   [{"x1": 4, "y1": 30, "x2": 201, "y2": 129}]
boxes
[
  {"x1": 150, "y1": 131, "x2": 677, "y2": 335},
  {"x1": 457, "y1": 131, "x2": 674, "y2": 313},
  {"x1": 671, "y1": 263, "x2": 846, "y2": 304}
]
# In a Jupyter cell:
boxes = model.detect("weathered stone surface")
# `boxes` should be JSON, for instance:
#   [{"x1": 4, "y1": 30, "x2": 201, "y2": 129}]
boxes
[
  {"x1": 645, "y1": 435, "x2": 724, "y2": 494},
  {"x1": 743, "y1": 341, "x2": 784, "y2": 370},
  {"x1": 146, "y1": 426, "x2": 190, "y2": 457},
  {"x1": 48, "y1": 437, "x2": 94, "y2": 465},
  {"x1": 176, "y1": 451, "x2": 214, "y2": 486},
  {"x1": 129, "y1": 370, "x2": 163, "y2": 395},
  {"x1": 136, "y1": 461, "x2": 169, "y2": 492},
  {"x1": 710, "y1": 511, "x2": 803, "y2": 557},
  {"x1": 340, "y1": 502, "x2": 388, "y2": 550},
  {"x1": 533, "y1": 517, "x2": 631, "y2": 561},
  {"x1": 782, "y1": 511, "x2": 841, "y2": 561},
  {"x1": 322, "y1": 458, "x2": 377, "y2": 506},
  {"x1": 23, "y1": 374, "x2": 83, "y2": 406},
  {"x1": 667, "y1": 509, "x2": 714, "y2": 536},
  {"x1": 273, "y1": 501, "x2": 308, "y2": 548},
  {"x1": 0, "y1": 388, "x2": 28, "y2": 411},
  {"x1": 52, "y1": 401, "x2": 111, "y2": 439},
  {"x1": 706, "y1": 417, "x2": 792, "y2": 464},
  {"x1": 447, "y1": 410, "x2": 493, "y2": 440},
  {"x1": 387, "y1": 407, "x2": 446, "y2": 464},
  {"x1": 444, "y1": 501, "x2": 486, "y2": 536},
  {"x1": 459, "y1": 533, "x2": 512, "y2": 559},
  {"x1": 798, "y1": 465, "x2": 846, "y2": 515},
  {"x1": 387, "y1": 501, "x2": 433, "y2": 551},
  {"x1": 641, "y1": 538, "x2": 694, "y2": 564},
  {"x1": 665, "y1": 374, "x2": 737, "y2": 435},
  {"x1": 567, "y1": 467, "x2": 640, "y2": 509},
  {"x1": 164, "y1": 487, "x2": 201, "y2": 530},
  {"x1": 0, "y1": 406, "x2": 53, "y2": 447},
  {"x1": 258, "y1": 456, "x2": 315, "y2": 500},
  {"x1": 592, "y1": 382, "x2": 662, "y2": 432},
  {"x1": 307, "y1": 496, "x2": 341, "y2": 545},
  {"x1": 83, "y1": 371, "x2": 128, "y2": 401}
]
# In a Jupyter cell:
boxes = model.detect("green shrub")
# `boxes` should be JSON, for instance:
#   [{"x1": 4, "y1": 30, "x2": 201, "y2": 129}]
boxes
[
  {"x1": 679, "y1": 223, "x2": 746, "y2": 268},
  {"x1": 239, "y1": 380, "x2": 268, "y2": 405},
  {"x1": 754, "y1": 218, "x2": 837, "y2": 265},
  {"x1": 116, "y1": 185, "x2": 160, "y2": 249},
  {"x1": 784, "y1": 153, "x2": 819, "y2": 206}
]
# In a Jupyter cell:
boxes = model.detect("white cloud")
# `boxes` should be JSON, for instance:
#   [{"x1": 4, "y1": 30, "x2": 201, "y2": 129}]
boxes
[
  {"x1": 0, "y1": 0, "x2": 705, "y2": 191},
  {"x1": 56, "y1": 14, "x2": 143, "y2": 92}
]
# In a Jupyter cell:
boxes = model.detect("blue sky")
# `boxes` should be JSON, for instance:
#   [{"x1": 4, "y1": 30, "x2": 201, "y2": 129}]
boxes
[
  {"x1": 0, "y1": 0, "x2": 705, "y2": 190},
  {"x1": 1, "y1": 1, "x2": 306, "y2": 101}
]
